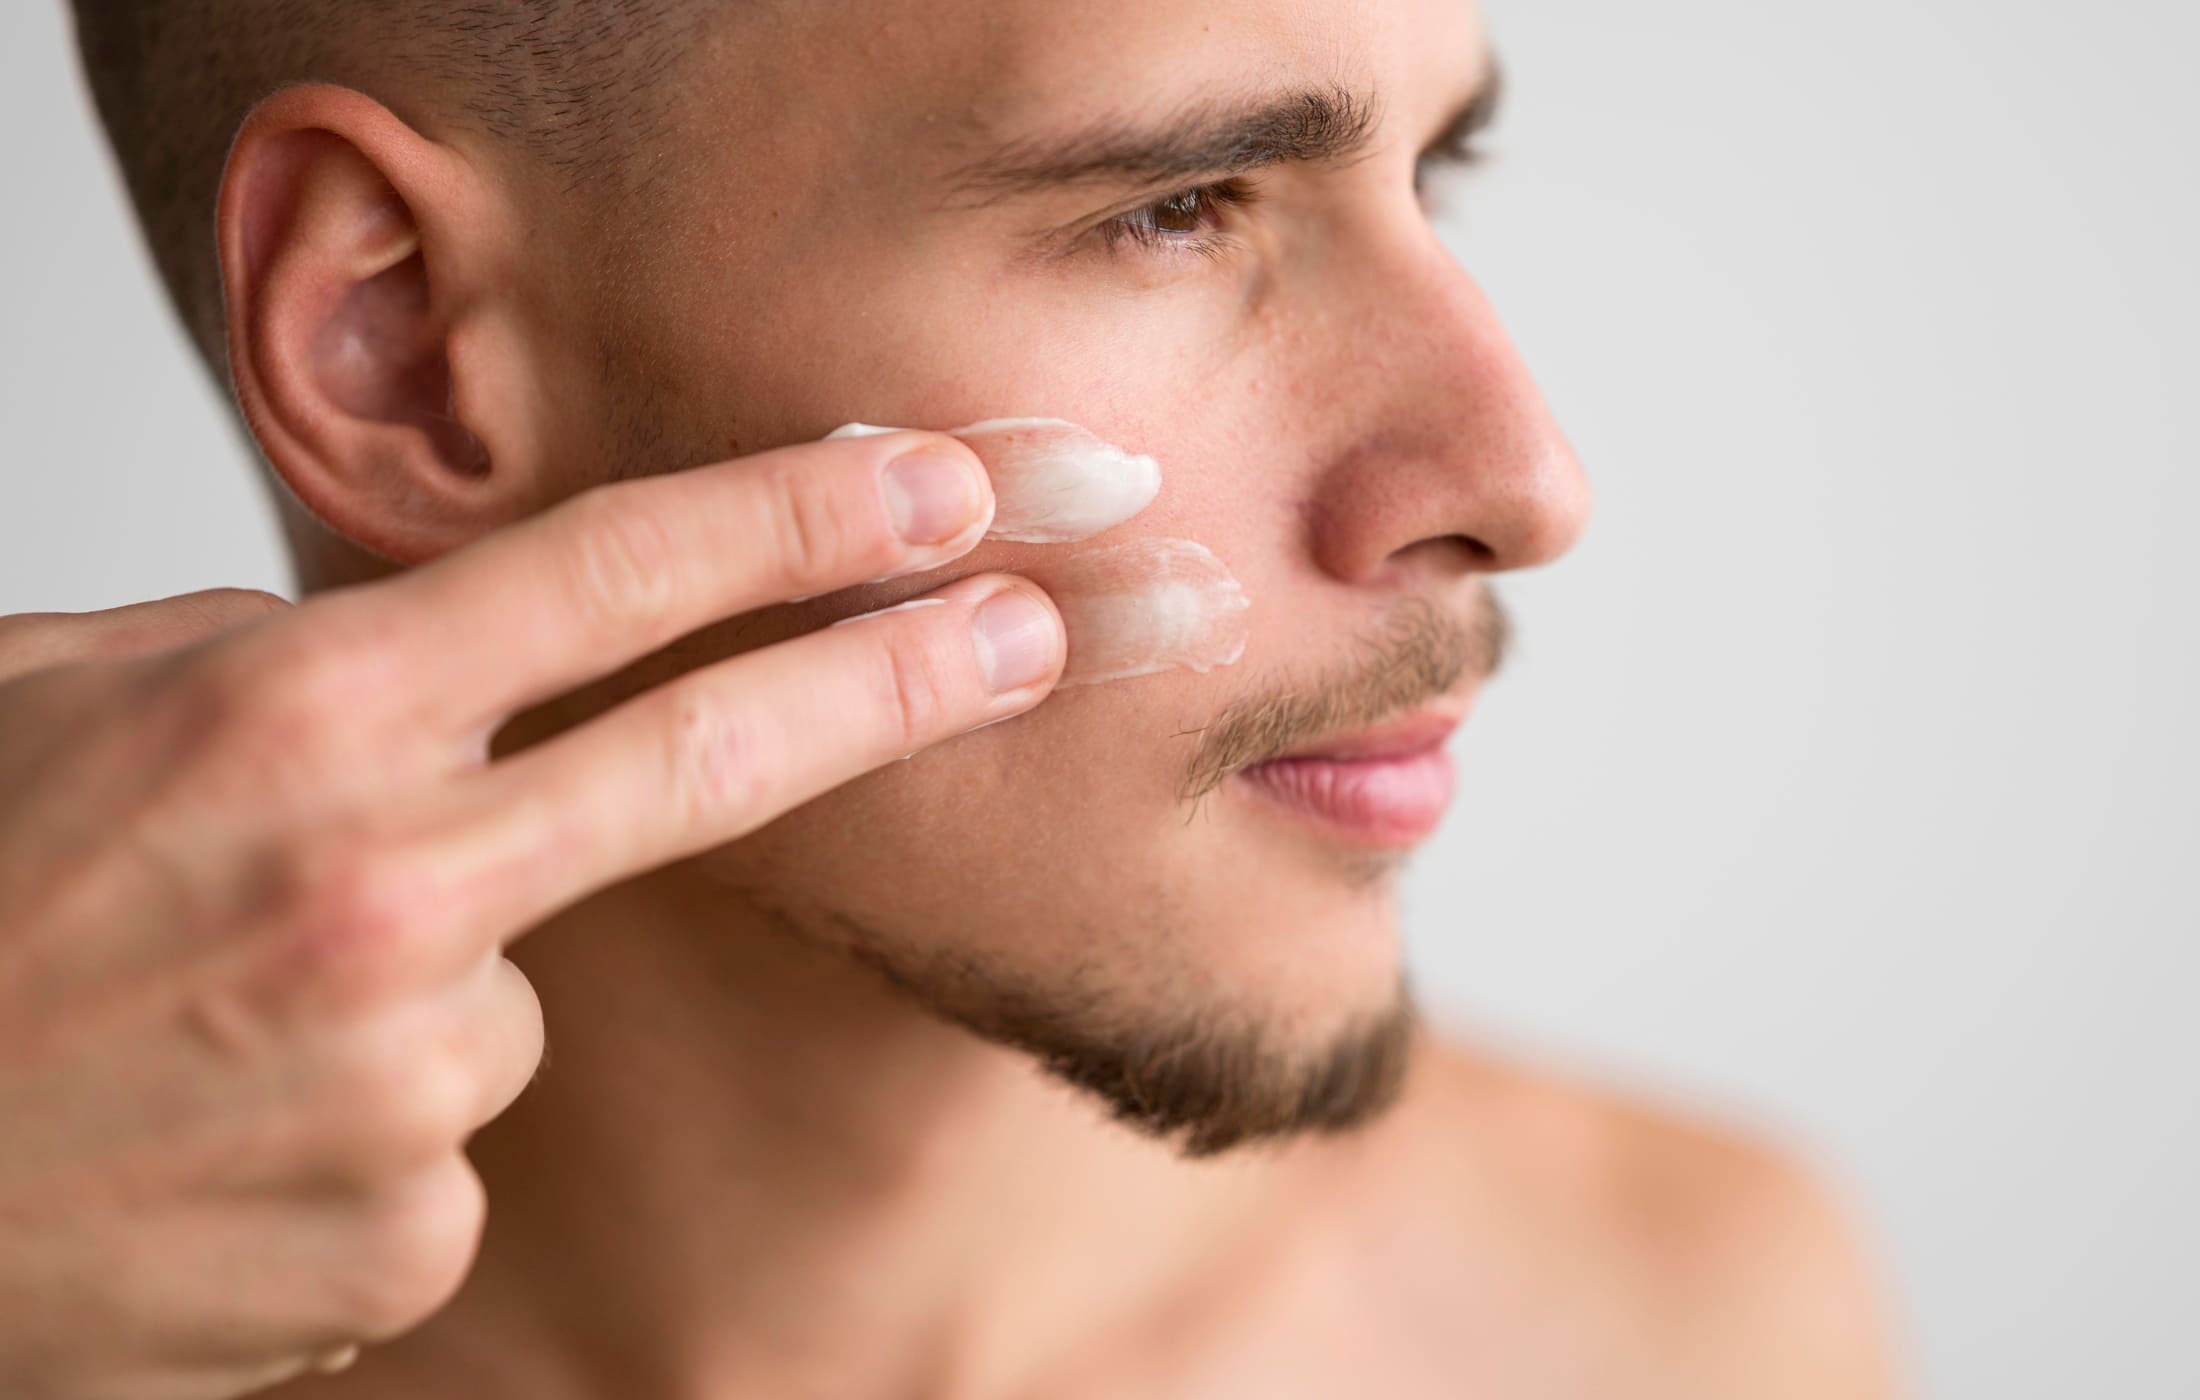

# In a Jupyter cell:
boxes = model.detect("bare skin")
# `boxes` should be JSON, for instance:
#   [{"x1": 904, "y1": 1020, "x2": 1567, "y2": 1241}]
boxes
[
  {"x1": 0, "y1": 431, "x2": 1068, "y2": 1400},
  {"x1": 19, "y1": 0, "x2": 1908, "y2": 1394},
  {"x1": 1024, "y1": 1044, "x2": 1899, "y2": 1400},
  {"x1": 220, "y1": 864, "x2": 1892, "y2": 1400},
  {"x1": 247, "y1": 958, "x2": 1900, "y2": 1400}
]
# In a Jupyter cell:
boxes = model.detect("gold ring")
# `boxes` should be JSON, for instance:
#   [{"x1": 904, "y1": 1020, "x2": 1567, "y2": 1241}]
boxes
[{"x1": 310, "y1": 1343, "x2": 363, "y2": 1375}]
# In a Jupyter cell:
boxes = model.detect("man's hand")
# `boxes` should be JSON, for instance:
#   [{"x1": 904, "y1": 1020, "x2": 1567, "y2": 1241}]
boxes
[{"x1": 0, "y1": 430, "x2": 1060, "y2": 1400}]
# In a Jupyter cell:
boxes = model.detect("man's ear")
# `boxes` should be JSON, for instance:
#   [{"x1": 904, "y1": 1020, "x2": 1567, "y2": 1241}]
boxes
[{"x1": 218, "y1": 84, "x2": 543, "y2": 565}]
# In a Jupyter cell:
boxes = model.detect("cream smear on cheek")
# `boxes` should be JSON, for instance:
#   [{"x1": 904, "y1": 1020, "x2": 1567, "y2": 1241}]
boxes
[
  {"x1": 827, "y1": 419, "x2": 1250, "y2": 686},
  {"x1": 1048, "y1": 538, "x2": 1252, "y2": 687},
  {"x1": 830, "y1": 418, "x2": 1159, "y2": 543}
]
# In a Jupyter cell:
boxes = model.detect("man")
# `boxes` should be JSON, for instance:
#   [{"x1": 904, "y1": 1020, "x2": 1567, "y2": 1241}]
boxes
[{"x1": 0, "y1": 0, "x2": 1900, "y2": 1395}]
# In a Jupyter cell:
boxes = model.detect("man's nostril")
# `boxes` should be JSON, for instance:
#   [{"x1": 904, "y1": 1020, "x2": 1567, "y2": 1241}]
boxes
[{"x1": 1389, "y1": 535, "x2": 1495, "y2": 580}]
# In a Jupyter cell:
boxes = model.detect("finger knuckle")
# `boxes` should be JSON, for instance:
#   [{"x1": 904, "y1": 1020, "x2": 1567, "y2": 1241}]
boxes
[
  {"x1": 872, "y1": 627, "x2": 963, "y2": 750},
  {"x1": 345, "y1": 1159, "x2": 486, "y2": 1336},
  {"x1": 176, "y1": 620, "x2": 391, "y2": 763},
  {"x1": 178, "y1": 587, "x2": 294, "y2": 632},
  {"x1": 762, "y1": 458, "x2": 885, "y2": 587},
  {"x1": 343, "y1": 1043, "x2": 480, "y2": 1170},
  {"x1": 262, "y1": 841, "x2": 438, "y2": 1006},
  {"x1": 261, "y1": 650, "x2": 367, "y2": 743},
  {"x1": 663, "y1": 685, "x2": 772, "y2": 830},
  {"x1": 93, "y1": 590, "x2": 293, "y2": 673},
  {"x1": 478, "y1": 959, "x2": 548, "y2": 1085},
  {"x1": 564, "y1": 487, "x2": 685, "y2": 638}
]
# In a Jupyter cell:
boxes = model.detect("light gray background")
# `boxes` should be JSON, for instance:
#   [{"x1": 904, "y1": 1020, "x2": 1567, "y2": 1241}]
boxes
[{"x1": 3, "y1": 1, "x2": 2193, "y2": 1395}]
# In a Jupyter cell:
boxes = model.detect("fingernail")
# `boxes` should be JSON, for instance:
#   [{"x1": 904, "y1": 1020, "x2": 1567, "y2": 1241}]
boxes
[
  {"x1": 972, "y1": 588, "x2": 1061, "y2": 695},
  {"x1": 882, "y1": 446, "x2": 984, "y2": 546}
]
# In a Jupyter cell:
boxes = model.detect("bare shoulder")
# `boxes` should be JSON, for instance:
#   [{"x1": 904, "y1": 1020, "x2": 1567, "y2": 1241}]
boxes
[{"x1": 1387, "y1": 1038, "x2": 1908, "y2": 1399}]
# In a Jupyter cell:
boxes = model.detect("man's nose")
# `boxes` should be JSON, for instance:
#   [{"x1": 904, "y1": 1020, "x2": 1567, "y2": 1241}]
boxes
[{"x1": 1306, "y1": 231, "x2": 1591, "y2": 586}]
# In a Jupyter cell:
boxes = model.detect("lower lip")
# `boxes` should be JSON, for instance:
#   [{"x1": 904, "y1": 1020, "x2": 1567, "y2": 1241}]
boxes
[{"x1": 1236, "y1": 747, "x2": 1458, "y2": 847}]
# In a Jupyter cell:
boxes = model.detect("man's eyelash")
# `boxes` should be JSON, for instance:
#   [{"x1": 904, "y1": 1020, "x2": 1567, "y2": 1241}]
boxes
[
  {"x1": 1090, "y1": 126, "x2": 1492, "y2": 261},
  {"x1": 1414, "y1": 131, "x2": 1489, "y2": 197},
  {"x1": 1094, "y1": 178, "x2": 1259, "y2": 258}
]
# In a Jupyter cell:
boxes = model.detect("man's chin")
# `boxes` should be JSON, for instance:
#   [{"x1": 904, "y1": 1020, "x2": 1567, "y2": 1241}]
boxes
[
  {"x1": 840, "y1": 927, "x2": 1422, "y2": 1159},
  {"x1": 1052, "y1": 981, "x2": 1420, "y2": 1159}
]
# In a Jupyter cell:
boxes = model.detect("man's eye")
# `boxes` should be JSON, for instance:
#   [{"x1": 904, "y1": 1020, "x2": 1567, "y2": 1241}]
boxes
[
  {"x1": 1414, "y1": 134, "x2": 1490, "y2": 210},
  {"x1": 1143, "y1": 188, "x2": 1218, "y2": 233},
  {"x1": 1096, "y1": 180, "x2": 1254, "y2": 257}
]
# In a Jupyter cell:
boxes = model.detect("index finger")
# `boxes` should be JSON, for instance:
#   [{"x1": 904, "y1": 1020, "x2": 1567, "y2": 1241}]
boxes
[{"x1": 342, "y1": 429, "x2": 995, "y2": 738}]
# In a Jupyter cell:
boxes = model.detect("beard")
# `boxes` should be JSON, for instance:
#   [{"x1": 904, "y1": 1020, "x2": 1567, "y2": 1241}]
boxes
[
  {"x1": 800, "y1": 906, "x2": 1421, "y2": 1159},
  {"x1": 704, "y1": 586, "x2": 1506, "y2": 1157}
]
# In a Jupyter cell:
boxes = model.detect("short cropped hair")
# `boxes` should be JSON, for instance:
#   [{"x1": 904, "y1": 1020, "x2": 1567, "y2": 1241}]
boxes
[{"x1": 70, "y1": 0, "x2": 704, "y2": 370}]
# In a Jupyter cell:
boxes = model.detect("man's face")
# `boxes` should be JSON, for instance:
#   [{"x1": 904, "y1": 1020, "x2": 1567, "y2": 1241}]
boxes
[{"x1": 512, "y1": 0, "x2": 1587, "y2": 1151}]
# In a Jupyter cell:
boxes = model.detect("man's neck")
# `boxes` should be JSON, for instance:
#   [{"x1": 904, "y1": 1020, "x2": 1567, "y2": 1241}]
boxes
[{"x1": 374, "y1": 864, "x2": 1315, "y2": 1399}]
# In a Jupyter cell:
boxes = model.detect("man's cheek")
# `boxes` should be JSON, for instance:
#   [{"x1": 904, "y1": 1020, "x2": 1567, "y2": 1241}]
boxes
[
  {"x1": 709, "y1": 691, "x2": 1166, "y2": 911},
  {"x1": 1025, "y1": 538, "x2": 1250, "y2": 687}
]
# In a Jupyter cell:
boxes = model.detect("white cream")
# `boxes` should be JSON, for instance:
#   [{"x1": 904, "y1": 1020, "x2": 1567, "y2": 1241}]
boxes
[
  {"x1": 830, "y1": 418, "x2": 1159, "y2": 543},
  {"x1": 1049, "y1": 539, "x2": 1251, "y2": 687}
]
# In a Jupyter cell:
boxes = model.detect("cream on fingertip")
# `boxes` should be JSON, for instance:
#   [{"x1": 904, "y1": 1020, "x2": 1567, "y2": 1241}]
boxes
[{"x1": 831, "y1": 418, "x2": 1159, "y2": 544}]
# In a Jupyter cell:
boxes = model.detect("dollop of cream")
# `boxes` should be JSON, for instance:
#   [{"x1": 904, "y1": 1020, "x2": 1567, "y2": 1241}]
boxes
[
  {"x1": 1048, "y1": 538, "x2": 1252, "y2": 687},
  {"x1": 829, "y1": 418, "x2": 1160, "y2": 543}
]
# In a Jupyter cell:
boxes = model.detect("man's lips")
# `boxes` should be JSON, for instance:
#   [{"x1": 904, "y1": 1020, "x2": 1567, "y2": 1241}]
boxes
[
  {"x1": 1272, "y1": 707, "x2": 1471, "y2": 764},
  {"x1": 1234, "y1": 704, "x2": 1471, "y2": 847}
]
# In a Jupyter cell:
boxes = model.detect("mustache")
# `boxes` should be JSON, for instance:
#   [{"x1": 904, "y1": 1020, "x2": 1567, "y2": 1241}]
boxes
[{"x1": 1178, "y1": 587, "x2": 1513, "y2": 801}]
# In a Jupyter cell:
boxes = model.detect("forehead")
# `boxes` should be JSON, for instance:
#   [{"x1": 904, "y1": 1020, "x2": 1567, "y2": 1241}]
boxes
[{"x1": 691, "y1": 0, "x2": 1488, "y2": 167}]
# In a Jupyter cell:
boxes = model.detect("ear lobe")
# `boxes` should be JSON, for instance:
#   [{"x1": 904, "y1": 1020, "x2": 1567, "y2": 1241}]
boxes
[{"x1": 219, "y1": 85, "x2": 513, "y2": 565}]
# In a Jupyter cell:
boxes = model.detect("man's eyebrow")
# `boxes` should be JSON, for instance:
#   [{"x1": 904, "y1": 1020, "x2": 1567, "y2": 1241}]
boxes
[
  {"x1": 941, "y1": 82, "x2": 1385, "y2": 207},
  {"x1": 941, "y1": 54, "x2": 1505, "y2": 209}
]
